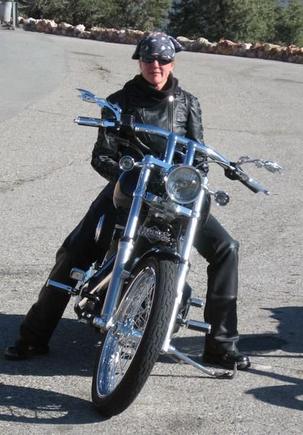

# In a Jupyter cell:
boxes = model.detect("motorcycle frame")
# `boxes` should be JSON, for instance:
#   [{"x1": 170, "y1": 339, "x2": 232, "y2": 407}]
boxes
[
  {"x1": 73, "y1": 102, "x2": 237, "y2": 377},
  {"x1": 92, "y1": 129, "x2": 210, "y2": 333},
  {"x1": 48, "y1": 90, "x2": 280, "y2": 379},
  {"x1": 89, "y1": 128, "x2": 234, "y2": 376}
]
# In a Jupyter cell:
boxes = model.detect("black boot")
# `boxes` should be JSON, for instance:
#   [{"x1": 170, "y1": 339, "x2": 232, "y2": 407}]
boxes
[
  {"x1": 203, "y1": 340, "x2": 250, "y2": 370},
  {"x1": 4, "y1": 339, "x2": 49, "y2": 361}
]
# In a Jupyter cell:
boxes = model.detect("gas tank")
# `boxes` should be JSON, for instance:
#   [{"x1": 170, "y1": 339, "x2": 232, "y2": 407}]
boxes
[{"x1": 113, "y1": 169, "x2": 140, "y2": 209}]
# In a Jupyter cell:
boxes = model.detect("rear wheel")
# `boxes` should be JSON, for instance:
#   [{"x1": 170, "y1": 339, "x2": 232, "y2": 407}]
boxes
[{"x1": 91, "y1": 256, "x2": 177, "y2": 417}]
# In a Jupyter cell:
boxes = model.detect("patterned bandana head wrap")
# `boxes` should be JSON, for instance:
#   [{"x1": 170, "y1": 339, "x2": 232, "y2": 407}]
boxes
[{"x1": 132, "y1": 32, "x2": 183, "y2": 62}]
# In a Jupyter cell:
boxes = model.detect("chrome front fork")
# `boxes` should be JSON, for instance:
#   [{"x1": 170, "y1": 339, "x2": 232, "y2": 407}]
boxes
[
  {"x1": 162, "y1": 183, "x2": 208, "y2": 352},
  {"x1": 160, "y1": 182, "x2": 235, "y2": 378},
  {"x1": 93, "y1": 165, "x2": 152, "y2": 330}
]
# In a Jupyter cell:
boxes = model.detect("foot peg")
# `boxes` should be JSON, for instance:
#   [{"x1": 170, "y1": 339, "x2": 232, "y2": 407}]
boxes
[
  {"x1": 47, "y1": 279, "x2": 77, "y2": 295},
  {"x1": 185, "y1": 319, "x2": 211, "y2": 334},
  {"x1": 190, "y1": 297, "x2": 204, "y2": 308}
]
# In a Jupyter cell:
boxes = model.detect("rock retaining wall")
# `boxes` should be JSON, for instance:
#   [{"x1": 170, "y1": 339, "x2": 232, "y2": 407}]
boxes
[{"x1": 20, "y1": 17, "x2": 303, "y2": 64}]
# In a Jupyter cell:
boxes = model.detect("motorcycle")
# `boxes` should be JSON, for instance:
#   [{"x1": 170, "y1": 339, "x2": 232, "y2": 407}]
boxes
[{"x1": 47, "y1": 89, "x2": 281, "y2": 417}]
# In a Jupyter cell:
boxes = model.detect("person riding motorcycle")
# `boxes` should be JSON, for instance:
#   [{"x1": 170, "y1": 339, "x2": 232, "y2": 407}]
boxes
[{"x1": 5, "y1": 32, "x2": 250, "y2": 370}]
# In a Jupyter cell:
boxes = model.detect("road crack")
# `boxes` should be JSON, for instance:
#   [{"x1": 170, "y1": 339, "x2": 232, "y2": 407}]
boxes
[{"x1": 0, "y1": 160, "x2": 75, "y2": 193}]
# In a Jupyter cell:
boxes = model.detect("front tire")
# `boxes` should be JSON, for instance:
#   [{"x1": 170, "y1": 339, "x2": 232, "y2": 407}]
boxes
[{"x1": 91, "y1": 256, "x2": 177, "y2": 417}]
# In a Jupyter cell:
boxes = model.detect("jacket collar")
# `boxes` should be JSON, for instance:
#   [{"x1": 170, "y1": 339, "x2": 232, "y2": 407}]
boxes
[{"x1": 123, "y1": 74, "x2": 180, "y2": 107}]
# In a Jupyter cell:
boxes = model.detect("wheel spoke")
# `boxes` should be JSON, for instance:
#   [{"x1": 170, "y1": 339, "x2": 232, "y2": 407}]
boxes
[{"x1": 96, "y1": 266, "x2": 156, "y2": 397}]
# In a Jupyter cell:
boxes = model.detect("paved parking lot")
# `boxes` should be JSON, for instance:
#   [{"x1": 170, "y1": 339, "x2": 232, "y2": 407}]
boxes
[{"x1": 0, "y1": 28, "x2": 302, "y2": 434}]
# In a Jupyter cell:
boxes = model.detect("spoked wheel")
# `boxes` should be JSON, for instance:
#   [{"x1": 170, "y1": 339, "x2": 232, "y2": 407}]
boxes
[{"x1": 92, "y1": 257, "x2": 177, "y2": 417}]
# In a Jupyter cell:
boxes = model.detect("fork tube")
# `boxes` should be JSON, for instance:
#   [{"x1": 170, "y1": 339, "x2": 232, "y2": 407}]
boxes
[
  {"x1": 98, "y1": 166, "x2": 152, "y2": 328},
  {"x1": 124, "y1": 166, "x2": 151, "y2": 239},
  {"x1": 180, "y1": 183, "x2": 208, "y2": 261},
  {"x1": 184, "y1": 141, "x2": 195, "y2": 166},
  {"x1": 164, "y1": 133, "x2": 177, "y2": 164},
  {"x1": 162, "y1": 182, "x2": 209, "y2": 352}
]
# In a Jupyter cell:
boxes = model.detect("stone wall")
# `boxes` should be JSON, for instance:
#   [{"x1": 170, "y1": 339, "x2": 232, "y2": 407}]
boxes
[{"x1": 20, "y1": 17, "x2": 303, "y2": 64}]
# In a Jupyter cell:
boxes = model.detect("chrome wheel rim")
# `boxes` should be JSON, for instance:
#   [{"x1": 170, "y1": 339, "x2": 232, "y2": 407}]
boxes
[{"x1": 96, "y1": 266, "x2": 156, "y2": 397}]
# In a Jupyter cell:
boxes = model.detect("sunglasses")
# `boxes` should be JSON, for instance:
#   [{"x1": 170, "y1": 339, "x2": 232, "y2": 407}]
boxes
[{"x1": 141, "y1": 56, "x2": 172, "y2": 65}]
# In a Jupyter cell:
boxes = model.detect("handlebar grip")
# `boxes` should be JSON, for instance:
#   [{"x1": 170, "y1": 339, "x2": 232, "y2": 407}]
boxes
[
  {"x1": 74, "y1": 116, "x2": 103, "y2": 127},
  {"x1": 239, "y1": 176, "x2": 269, "y2": 194},
  {"x1": 74, "y1": 116, "x2": 118, "y2": 128},
  {"x1": 226, "y1": 166, "x2": 270, "y2": 195}
]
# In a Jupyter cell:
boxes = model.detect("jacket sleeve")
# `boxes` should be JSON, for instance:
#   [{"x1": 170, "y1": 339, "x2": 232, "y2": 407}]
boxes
[
  {"x1": 91, "y1": 90, "x2": 127, "y2": 183},
  {"x1": 91, "y1": 126, "x2": 121, "y2": 183},
  {"x1": 186, "y1": 94, "x2": 204, "y2": 144}
]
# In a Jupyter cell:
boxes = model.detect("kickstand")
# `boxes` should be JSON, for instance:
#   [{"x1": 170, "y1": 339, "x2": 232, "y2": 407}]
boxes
[{"x1": 164, "y1": 344, "x2": 237, "y2": 379}]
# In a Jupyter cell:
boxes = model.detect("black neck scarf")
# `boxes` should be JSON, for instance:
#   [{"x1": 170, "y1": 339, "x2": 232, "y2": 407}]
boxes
[{"x1": 123, "y1": 74, "x2": 179, "y2": 108}]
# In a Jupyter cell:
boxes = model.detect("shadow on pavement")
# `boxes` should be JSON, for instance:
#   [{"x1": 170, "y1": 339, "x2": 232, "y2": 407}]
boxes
[
  {"x1": 1, "y1": 306, "x2": 302, "y2": 415},
  {"x1": 243, "y1": 306, "x2": 303, "y2": 412},
  {"x1": 239, "y1": 306, "x2": 303, "y2": 356},
  {"x1": 160, "y1": 305, "x2": 303, "y2": 359},
  {"x1": 0, "y1": 313, "x2": 98, "y2": 377},
  {"x1": 160, "y1": 306, "x2": 303, "y2": 412},
  {"x1": 0, "y1": 314, "x2": 108, "y2": 424},
  {"x1": 0, "y1": 384, "x2": 107, "y2": 424},
  {"x1": 246, "y1": 368, "x2": 303, "y2": 412}
]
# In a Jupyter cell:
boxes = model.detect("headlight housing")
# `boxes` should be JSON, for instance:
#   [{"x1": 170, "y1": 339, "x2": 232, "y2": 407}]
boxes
[{"x1": 165, "y1": 166, "x2": 202, "y2": 204}]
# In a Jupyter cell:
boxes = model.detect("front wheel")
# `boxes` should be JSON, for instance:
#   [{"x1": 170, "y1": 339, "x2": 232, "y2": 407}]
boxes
[{"x1": 91, "y1": 257, "x2": 177, "y2": 417}]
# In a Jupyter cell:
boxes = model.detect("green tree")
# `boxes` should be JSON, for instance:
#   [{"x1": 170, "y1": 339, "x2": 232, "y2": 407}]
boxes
[
  {"x1": 18, "y1": 0, "x2": 68, "y2": 19},
  {"x1": 275, "y1": 0, "x2": 303, "y2": 45},
  {"x1": 169, "y1": 0, "x2": 278, "y2": 42},
  {"x1": 101, "y1": 0, "x2": 171, "y2": 30},
  {"x1": 18, "y1": 1, "x2": 115, "y2": 26},
  {"x1": 18, "y1": 0, "x2": 172, "y2": 30},
  {"x1": 63, "y1": 0, "x2": 116, "y2": 27}
]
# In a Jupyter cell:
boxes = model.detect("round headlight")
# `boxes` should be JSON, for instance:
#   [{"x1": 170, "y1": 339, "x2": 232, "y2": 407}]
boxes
[{"x1": 165, "y1": 166, "x2": 202, "y2": 204}]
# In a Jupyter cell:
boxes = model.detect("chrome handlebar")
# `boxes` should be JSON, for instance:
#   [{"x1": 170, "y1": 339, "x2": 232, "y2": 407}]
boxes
[{"x1": 74, "y1": 89, "x2": 281, "y2": 195}]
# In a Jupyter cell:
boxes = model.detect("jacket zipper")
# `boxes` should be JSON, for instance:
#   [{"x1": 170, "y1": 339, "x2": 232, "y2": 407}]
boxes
[{"x1": 168, "y1": 95, "x2": 175, "y2": 132}]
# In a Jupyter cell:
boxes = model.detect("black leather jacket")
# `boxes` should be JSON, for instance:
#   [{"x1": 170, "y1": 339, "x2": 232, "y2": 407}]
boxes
[{"x1": 91, "y1": 74, "x2": 206, "y2": 183}]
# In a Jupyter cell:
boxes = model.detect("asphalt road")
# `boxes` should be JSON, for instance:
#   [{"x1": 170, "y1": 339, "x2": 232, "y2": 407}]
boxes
[{"x1": 0, "y1": 28, "x2": 302, "y2": 434}]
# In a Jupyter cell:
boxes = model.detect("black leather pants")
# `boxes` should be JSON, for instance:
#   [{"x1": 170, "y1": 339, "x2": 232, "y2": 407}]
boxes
[
  {"x1": 20, "y1": 185, "x2": 239, "y2": 351},
  {"x1": 194, "y1": 215, "x2": 239, "y2": 350},
  {"x1": 20, "y1": 184, "x2": 116, "y2": 346}
]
